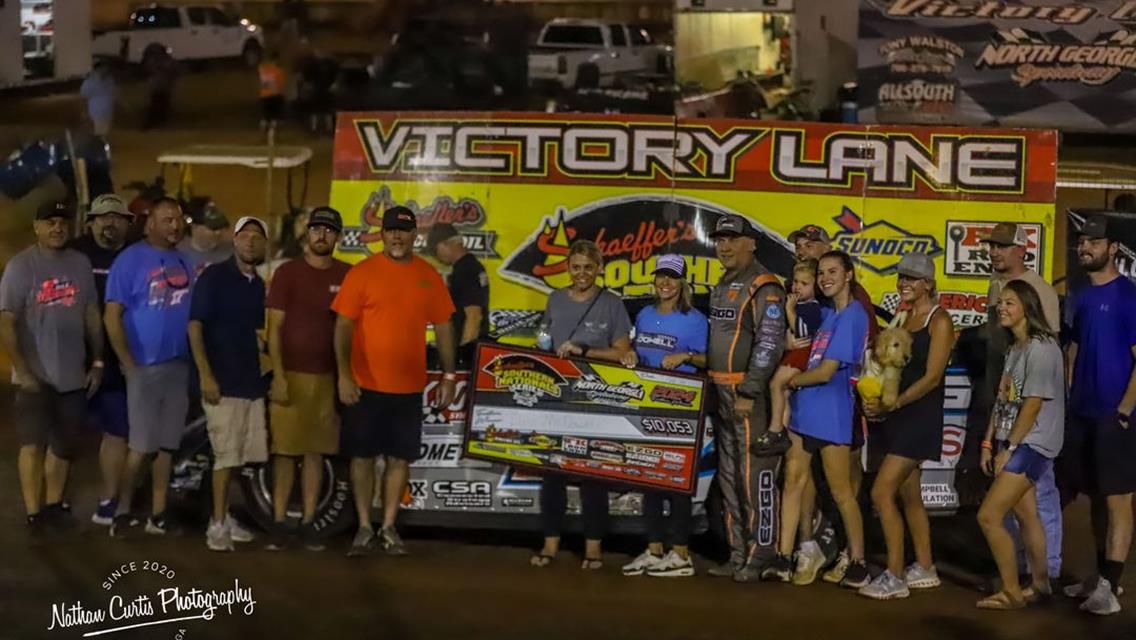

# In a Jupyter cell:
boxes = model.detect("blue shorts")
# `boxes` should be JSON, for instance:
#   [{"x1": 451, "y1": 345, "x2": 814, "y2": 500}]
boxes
[
  {"x1": 1000, "y1": 442, "x2": 1052, "y2": 484},
  {"x1": 89, "y1": 389, "x2": 129, "y2": 439}
]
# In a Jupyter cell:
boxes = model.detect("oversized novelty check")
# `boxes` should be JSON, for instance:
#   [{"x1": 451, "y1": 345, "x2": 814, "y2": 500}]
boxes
[{"x1": 464, "y1": 343, "x2": 708, "y2": 495}]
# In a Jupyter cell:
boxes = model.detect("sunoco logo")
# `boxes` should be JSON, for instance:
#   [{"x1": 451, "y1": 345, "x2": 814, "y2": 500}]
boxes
[
  {"x1": 831, "y1": 206, "x2": 943, "y2": 274},
  {"x1": 498, "y1": 195, "x2": 795, "y2": 298},
  {"x1": 485, "y1": 354, "x2": 566, "y2": 407}
]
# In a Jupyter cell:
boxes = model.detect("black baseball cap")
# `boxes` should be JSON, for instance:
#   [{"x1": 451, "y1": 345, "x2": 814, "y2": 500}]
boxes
[
  {"x1": 307, "y1": 206, "x2": 343, "y2": 233},
  {"x1": 191, "y1": 205, "x2": 229, "y2": 230},
  {"x1": 1080, "y1": 214, "x2": 1114, "y2": 241},
  {"x1": 36, "y1": 201, "x2": 71, "y2": 221},
  {"x1": 710, "y1": 214, "x2": 753, "y2": 239},
  {"x1": 788, "y1": 224, "x2": 831, "y2": 244},
  {"x1": 382, "y1": 205, "x2": 417, "y2": 231},
  {"x1": 427, "y1": 223, "x2": 460, "y2": 245}
]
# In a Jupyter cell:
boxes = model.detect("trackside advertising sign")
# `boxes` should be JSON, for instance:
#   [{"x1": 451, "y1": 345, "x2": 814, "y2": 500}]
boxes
[{"x1": 330, "y1": 112, "x2": 1057, "y2": 339}]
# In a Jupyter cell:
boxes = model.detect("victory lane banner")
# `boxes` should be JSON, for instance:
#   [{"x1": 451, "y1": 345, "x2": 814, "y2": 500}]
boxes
[
  {"x1": 464, "y1": 342, "x2": 708, "y2": 494},
  {"x1": 329, "y1": 111, "x2": 1057, "y2": 337}
]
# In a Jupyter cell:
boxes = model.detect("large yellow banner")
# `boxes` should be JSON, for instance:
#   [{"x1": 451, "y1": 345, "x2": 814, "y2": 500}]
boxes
[{"x1": 330, "y1": 113, "x2": 1057, "y2": 338}]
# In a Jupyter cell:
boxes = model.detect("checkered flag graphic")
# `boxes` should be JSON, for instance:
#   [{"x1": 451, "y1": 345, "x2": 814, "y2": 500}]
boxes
[{"x1": 993, "y1": 28, "x2": 1048, "y2": 44}]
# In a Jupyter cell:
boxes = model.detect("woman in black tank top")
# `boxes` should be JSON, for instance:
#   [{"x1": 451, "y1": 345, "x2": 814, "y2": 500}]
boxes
[{"x1": 859, "y1": 254, "x2": 956, "y2": 600}]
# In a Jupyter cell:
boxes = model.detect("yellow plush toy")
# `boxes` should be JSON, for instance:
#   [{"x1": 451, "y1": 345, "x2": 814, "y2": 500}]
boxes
[{"x1": 857, "y1": 326, "x2": 913, "y2": 409}]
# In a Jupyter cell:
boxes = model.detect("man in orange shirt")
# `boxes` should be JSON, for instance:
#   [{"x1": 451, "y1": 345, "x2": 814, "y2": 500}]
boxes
[
  {"x1": 257, "y1": 53, "x2": 286, "y2": 132},
  {"x1": 332, "y1": 205, "x2": 458, "y2": 557}
]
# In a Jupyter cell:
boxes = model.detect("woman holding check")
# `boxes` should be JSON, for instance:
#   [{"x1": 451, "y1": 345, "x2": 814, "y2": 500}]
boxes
[
  {"x1": 619, "y1": 254, "x2": 708, "y2": 578},
  {"x1": 532, "y1": 240, "x2": 632, "y2": 570}
]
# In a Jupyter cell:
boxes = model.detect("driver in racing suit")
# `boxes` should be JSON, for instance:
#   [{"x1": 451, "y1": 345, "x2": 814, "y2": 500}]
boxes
[{"x1": 705, "y1": 214, "x2": 787, "y2": 582}]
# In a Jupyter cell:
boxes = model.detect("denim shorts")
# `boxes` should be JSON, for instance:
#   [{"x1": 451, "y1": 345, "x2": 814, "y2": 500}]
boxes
[{"x1": 1000, "y1": 442, "x2": 1053, "y2": 484}]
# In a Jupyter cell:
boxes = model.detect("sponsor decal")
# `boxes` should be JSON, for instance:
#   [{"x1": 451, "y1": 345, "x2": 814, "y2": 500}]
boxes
[
  {"x1": 877, "y1": 80, "x2": 958, "y2": 112},
  {"x1": 650, "y1": 385, "x2": 697, "y2": 407},
  {"x1": 422, "y1": 374, "x2": 469, "y2": 425},
  {"x1": 339, "y1": 185, "x2": 500, "y2": 258},
  {"x1": 662, "y1": 450, "x2": 686, "y2": 463},
  {"x1": 562, "y1": 436, "x2": 588, "y2": 455},
  {"x1": 831, "y1": 207, "x2": 943, "y2": 275},
  {"x1": 879, "y1": 35, "x2": 964, "y2": 75},
  {"x1": 881, "y1": 289, "x2": 990, "y2": 328},
  {"x1": 483, "y1": 425, "x2": 524, "y2": 445},
  {"x1": 944, "y1": 220, "x2": 1043, "y2": 277},
  {"x1": 625, "y1": 450, "x2": 662, "y2": 467},
  {"x1": 498, "y1": 196, "x2": 795, "y2": 297},
  {"x1": 939, "y1": 425, "x2": 965, "y2": 468},
  {"x1": 413, "y1": 438, "x2": 463, "y2": 468},
  {"x1": 662, "y1": 462, "x2": 685, "y2": 471},
  {"x1": 501, "y1": 497, "x2": 535, "y2": 508},
  {"x1": 976, "y1": 27, "x2": 1136, "y2": 88},
  {"x1": 646, "y1": 471, "x2": 668, "y2": 480},
  {"x1": 757, "y1": 469, "x2": 776, "y2": 547},
  {"x1": 920, "y1": 482, "x2": 959, "y2": 509},
  {"x1": 591, "y1": 440, "x2": 626, "y2": 454},
  {"x1": 431, "y1": 480, "x2": 493, "y2": 508},
  {"x1": 765, "y1": 305, "x2": 781, "y2": 319},
  {"x1": 709, "y1": 306, "x2": 737, "y2": 321},
  {"x1": 572, "y1": 374, "x2": 645, "y2": 405},
  {"x1": 484, "y1": 354, "x2": 566, "y2": 407},
  {"x1": 403, "y1": 480, "x2": 428, "y2": 510},
  {"x1": 590, "y1": 451, "x2": 624, "y2": 464},
  {"x1": 770, "y1": 130, "x2": 1025, "y2": 193},
  {"x1": 527, "y1": 433, "x2": 559, "y2": 449},
  {"x1": 636, "y1": 331, "x2": 678, "y2": 350},
  {"x1": 353, "y1": 119, "x2": 764, "y2": 181},
  {"x1": 883, "y1": 1, "x2": 1101, "y2": 26}
]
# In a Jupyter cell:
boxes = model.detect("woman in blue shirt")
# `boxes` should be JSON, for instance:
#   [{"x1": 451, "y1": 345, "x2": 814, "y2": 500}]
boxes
[
  {"x1": 768, "y1": 251, "x2": 871, "y2": 588},
  {"x1": 618, "y1": 255, "x2": 708, "y2": 578}
]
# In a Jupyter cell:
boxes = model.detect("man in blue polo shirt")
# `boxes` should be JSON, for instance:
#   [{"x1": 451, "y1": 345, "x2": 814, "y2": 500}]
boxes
[{"x1": 189, "y1": 216, "x2": 269, "y2": 552}]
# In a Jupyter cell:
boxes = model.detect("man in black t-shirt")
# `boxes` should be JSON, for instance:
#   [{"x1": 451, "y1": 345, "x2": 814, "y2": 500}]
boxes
[
  {"x1": 428, "y1": 223, "x2": 489, "y2": 367},
  {"x1": 67, "y1": 193, "x2": 134, "y2": 526}
]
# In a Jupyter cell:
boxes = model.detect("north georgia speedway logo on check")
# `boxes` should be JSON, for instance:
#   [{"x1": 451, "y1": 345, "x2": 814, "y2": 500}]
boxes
[{"x1": 944, "y1": 221, "x2": 1043, "y2": 277}]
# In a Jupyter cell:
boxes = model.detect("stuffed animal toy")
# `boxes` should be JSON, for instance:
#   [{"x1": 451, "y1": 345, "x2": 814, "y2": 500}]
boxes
[{"x1": 857, "y1": 327, "x2": 913, "y2": 409}]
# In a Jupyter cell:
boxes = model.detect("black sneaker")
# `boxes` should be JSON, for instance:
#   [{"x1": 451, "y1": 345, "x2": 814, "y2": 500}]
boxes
[
  {"x1": 110, "y1": 513, "x2": 140, "y2": 539},
  {"x1": 751, "y1": 430, "x2": 790, "y2": 457},
  {"x1": 145, "y1": 513, "x2": 174, "y2": 536},
  {"x1": 300, "y1": 522, "x2": 326, "y2": 552},
  {"x1": 41, "y1": 502, "x2": 77, "y2": 533},
  {"x1": 264, "y1": 528, "x2": 290, "y2": 552},
  {"x1": 707, "y1": 561, "x2": 742, "y2": 578},
  {"x1": 841, "y1": 559, "x2": 871, "y2": 589},
  {"x1": 379, "y1": 526, "x2": 409, "y2": 556},
  {"x1": 27, "y1": 512, "x2": 47, "y2": 538},
  {"x1": 761, "y1": 554, "x2": 794, "y2": 583}
]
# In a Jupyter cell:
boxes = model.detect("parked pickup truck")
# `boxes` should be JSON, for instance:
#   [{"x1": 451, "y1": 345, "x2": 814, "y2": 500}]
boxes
[
  {"x1": 91, "y1": 5, "x2": 264, "y2": 66},
  {"x1": 528, "y1": 19, "x2": 671, "y2": 92}
]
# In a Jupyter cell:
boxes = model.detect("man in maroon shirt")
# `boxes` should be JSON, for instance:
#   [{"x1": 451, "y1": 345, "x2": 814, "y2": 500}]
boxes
[{"x1": 264, "y1": 207, "x2": 352, "y2": 551}]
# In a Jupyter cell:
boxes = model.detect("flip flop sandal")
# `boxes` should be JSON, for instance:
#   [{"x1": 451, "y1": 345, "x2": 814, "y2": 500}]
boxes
[
  {"x1": 1023, "y1": 586, "x2": 1053, "y2": 606},
  {"x1": 976, "y1": 592, "x2": 1026, "y2": 610},
  {"x1": 581, "y1": 558, "x2": 604, "y2": 571},
  {"x1": 530, "y1": 553, "x2": 556, "y2": 568}
]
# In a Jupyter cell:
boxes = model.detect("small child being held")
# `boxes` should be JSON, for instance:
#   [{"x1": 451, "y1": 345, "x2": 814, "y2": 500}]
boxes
[{"x1": 754, "y1": 259, "x2": 824, "y2": 456}]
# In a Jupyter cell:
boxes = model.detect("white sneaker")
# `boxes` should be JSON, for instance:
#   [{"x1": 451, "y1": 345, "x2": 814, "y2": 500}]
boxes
[
  {"x1": 792, "y1": 541, "x2": 826, "y2": 586},
  {"x1": 226, "y1": 515, "x2": 255, "y2": 543},
  {"x1": 904, "y1": 563, "x2": 941, "y2": 589},
  {"x1": 1081, "y1": 578, "x2": 1122, "y2": 616},
  {"x1": 859, "y1": 570, "x2": 910, "y2": 600},
  {"x1": 622, "y1": 550, "x2": 664, "y2": 576},
  {"x1": 647, "y1": 551, "x2": 695, "y2": 578},
  {"x1": 206, "y1": 518, "x2": 234, "y2": 552},
  {"x1": 822, "y1": 550, "x2": 850, "y2": 584},
  {"x1": 1064, "y1": 575, "x2": 1124, "y2": 599}
]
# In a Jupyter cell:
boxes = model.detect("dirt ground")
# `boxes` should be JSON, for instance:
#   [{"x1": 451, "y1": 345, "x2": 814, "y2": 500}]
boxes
[{"x1": 3, "y1": 66, "x2": 1136, "y2": 640}]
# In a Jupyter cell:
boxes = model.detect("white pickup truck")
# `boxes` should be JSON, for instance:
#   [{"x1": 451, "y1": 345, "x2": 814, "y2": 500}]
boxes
[
  {"x1": 528, "y1": 19, "x2": 671, "y2": 91},
  {"x1": 91, "y1": 5, "x2": 264, "y2": 66}
]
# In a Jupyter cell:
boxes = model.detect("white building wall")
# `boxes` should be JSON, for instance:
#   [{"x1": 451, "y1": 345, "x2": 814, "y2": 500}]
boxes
[
  {"x1": 0, "y1": 1, "x2": 23, "y2": 87},
  {"x1": 53, "y1": 0, "x2": 92, "y2": 80}
]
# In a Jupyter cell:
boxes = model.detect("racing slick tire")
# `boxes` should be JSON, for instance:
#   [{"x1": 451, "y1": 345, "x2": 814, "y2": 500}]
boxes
[{"x1": 238, "y1": 456, "x2": 356, "y2": 539}]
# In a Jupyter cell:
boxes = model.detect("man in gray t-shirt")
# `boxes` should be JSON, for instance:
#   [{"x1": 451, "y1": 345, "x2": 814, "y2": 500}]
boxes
[
  {"x1": 993, "y1": 338, "x2": 1065, "y2": 458},
  {"x1": 0, "y1": 202, "x2": 103, "y2": 530},
  {"x1": 542, "y1": 288, "x2": 632, "y2": 353}
]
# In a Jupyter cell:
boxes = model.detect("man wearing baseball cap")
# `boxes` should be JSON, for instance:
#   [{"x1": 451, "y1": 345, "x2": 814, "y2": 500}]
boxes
[
  {"x1": 332, "y1": 205, "x2": 458, "y2": 556},
  {"x1": 68, "y1": 193, "x2": 136, "y2": 526},
  {"x1": 428, "y1": 222, "x2": 489, "y2": 368},
  {"x1": 265, "y1": 206, "x2": 351, "y2": 551},
  {"x1": 188, "y1": 215, "x2": 270, "y2": 551},
  {"x1": 1, "y1": 201, "x2": 102, "y2": 534},
  {"x1": 788, "y1": 225, "x2": 832, "y2": 261},
  {"x1": 705, "y1": 214, "x2": 787, "y2": 581},
  {"x1": 177, "y1": 201, "x2": 232, "y2": 275},
  {"x1": 980, "y1": 221, "x2": 1063, "y2": 586},
  {"x1": 1063, "y1": 214, "x2": 1136, "y2": 614}
]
